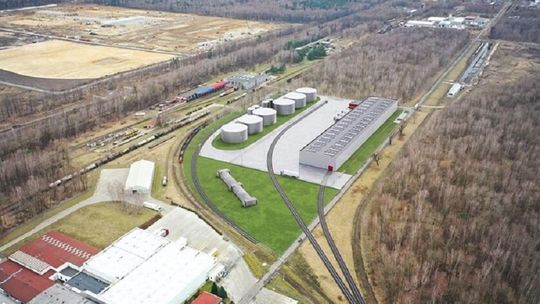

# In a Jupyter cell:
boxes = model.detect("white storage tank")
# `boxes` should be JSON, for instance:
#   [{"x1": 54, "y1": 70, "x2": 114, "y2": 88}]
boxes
[
  {"x1": 221, "y1": 123, "x2": 248, "y2": 143},
  {"x1": 285, "y1": 92, "x2": 307, "y2": 109},
  {"x1": 247, "y1": 106, "x2": 255, "y2": 115},
  {"x1": 237, "y1": 114, "x2": 263, "y2": 134},
  {"x1": 261, "y1": 99, "x2": 272, "y2": 108},
  {"x1": 253, "y1": 108, "x2": 277, "y2": 126},
  {"x1": 273, "y1": 98, "x2": 296, "y2": 115},
  {"x1": 296, "y1": 87, "x2": 317, "y2": 102}
]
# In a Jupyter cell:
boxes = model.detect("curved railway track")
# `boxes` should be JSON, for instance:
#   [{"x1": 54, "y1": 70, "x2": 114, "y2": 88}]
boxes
[
  {"x1": 190, "y1": 123, "x2": 259, "y2": 243},
  {"x1": 318, "y1": 173, "x2": 366, "y2": 304},
  {"x1": 265, "y1": 101, "x2": 359, "y2": 303}
]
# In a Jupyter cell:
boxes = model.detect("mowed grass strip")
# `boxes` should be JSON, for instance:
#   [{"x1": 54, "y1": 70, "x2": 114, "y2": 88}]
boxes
[
  {"x1": 211, "y1": 98, "x2": 320, "y2": 150},
  {"x1": 2, "y1": 203, "x2": 156, "y2": 255},
  {"x1": 338, "y1": 111, "x2": 401, "y2": 175},
  {"x1": 197, "y1": 157, "x2": 337, "y2": 253}
]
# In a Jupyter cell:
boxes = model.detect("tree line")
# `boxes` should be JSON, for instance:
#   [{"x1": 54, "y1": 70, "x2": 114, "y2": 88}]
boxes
[
  {"x1": 297, "y1": 28, "x2": 469, "y2": 102},
  {"x1": 490, "y1": 7, "x2": 540, "y2": 43},
  {"x1": 358, "y1": 44, "x2": 540, "y2": 303}
]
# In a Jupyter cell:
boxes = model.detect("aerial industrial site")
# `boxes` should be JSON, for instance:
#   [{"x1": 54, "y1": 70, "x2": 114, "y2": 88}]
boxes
[{"x1": 0, "y1": 1, "x2": 538, "y2": 304}]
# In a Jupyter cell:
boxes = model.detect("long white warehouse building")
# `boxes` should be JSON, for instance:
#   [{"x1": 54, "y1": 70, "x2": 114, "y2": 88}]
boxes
[{"x1": 300, "y1": 97, "x2": 398, "y2": 170}]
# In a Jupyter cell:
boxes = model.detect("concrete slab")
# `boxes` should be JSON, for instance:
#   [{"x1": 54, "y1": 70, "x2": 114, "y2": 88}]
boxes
[{"x1": 200, "y1": 96, "x2": 353, "y2": 189}]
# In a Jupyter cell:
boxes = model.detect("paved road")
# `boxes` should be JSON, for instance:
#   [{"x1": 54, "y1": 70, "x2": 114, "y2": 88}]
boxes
[{"x1": 0, "y1": 169, "x2": 172, "y2": 253}]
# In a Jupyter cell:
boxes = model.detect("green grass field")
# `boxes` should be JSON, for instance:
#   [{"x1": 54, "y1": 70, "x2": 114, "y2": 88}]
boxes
[
  {"x1": 197, "y1": 157, "x2": 336, "y2": 253},
  {"x1": 338, "y1": 111, "x2": 401, "y2": 175},
  {"x1": 211, "y1": 98, "x2": 320, "y2": 150},
  {"x1": 2, "y1": 203, "x2": 156, "y2": 255},
  {"x1": 183, "y1": 112, "x2": 337, "y2": 253}
]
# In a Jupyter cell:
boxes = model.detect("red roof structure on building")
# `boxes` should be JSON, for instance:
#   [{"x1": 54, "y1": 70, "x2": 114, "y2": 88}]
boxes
[
  {"x1": 19, "y1": 231, "x2": 99, "y2": 268},
  {"x1": 0, "y1": 260, "x2": 54, "y2": 303},
  {"x1": 191, "y1": 291, "x2": 222, "y2": 304}
]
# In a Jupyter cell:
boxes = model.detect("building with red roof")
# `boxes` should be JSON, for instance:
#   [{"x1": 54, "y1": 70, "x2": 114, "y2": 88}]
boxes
[
  {"x1": 18, "y1": 231, "x2": 99, "y2": 269},
  {"x1": 0, "y1": 231, "x2": 98, "y2": 303},
  {"x1": 0, "y1": 260, "x2": 54, "y2": 303},
  {"x1": 191, "y1": 291, "x2": 222, "y2": 304}
]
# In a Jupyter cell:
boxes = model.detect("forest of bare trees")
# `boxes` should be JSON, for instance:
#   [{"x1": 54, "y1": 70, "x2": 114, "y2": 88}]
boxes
[
  {"x1": 359, "y1": 44, "x2": 540, "y2": 303},
  {"x1": 0, "y1": 2, "x2": 403, "y2": 229},
  {"x1": 91, "y1": 0, "x2": 366, "y2": 22},
  {"x1": 297, "y1": 28, "x2": 469, "y2": 101},
  {"x1": 490, "y1": 5, "x2": 540, "y2": 43}
]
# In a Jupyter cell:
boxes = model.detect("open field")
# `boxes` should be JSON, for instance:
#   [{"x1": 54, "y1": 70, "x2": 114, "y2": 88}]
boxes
[
  {"x1": 0, "y1": 4, "x2": 278, "y2": 54},
  {"x1": 197, "y1": 157, "x2": 337, "y2": 253},
  {"x1": 2, "y1": 202, "x2": 157, "y2": 256},
  {"x1": 0, "y1": 39, "x2": 173, "y2": 79}
]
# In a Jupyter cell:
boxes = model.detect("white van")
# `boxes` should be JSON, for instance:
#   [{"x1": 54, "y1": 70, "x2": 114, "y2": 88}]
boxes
[{"x1": 143, "y1": 201, "x2": 162, "y2": 212}]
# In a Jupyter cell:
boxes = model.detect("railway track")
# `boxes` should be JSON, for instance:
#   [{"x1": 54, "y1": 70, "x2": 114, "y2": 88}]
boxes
[
  {"x1": 265, "y1": 100, "x2": 359, "y2": 303},
  {"x1": 318, "y1": 173, "x2": 366, "y2": 304},
  {"x1": 190, "y1": 121, "x2": 259, "y2": 244}
]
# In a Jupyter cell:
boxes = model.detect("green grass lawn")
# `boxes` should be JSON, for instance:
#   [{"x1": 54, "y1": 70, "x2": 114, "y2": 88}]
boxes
[
  {"x1": 2, "y1": 202, "x2": 156, "y2": 255},
  {"x1": 211, "y1": 98, "x2": 320, "y2": 150},
  {"x1": 183, "y1": 112, "x2": 337, "y2": 253},
  {"x1": 197, "y1": 157, "x2": 336, "y2": 253},
  {"x1": 338, "y1": 111, "x2": 401, "y2": 175}
]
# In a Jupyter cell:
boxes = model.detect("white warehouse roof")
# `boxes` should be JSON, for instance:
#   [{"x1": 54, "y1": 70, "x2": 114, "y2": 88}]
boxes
[
  {"x1": 83, "y1": 229, "x2": 168, "y2": 283},
  {"x1": 98, "y1": 241, "x2": 216, "y2": 304},
  {"x1": 124, "y1": 160, "x2": 155, "y2": 194}
]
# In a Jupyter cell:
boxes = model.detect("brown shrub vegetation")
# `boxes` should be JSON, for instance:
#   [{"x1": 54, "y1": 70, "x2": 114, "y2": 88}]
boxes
[{"x1": 361, "y1": 45, "x2": 540, "y2": 303}]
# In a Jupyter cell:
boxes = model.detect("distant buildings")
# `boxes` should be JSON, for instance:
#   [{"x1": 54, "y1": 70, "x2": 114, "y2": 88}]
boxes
[
  {"x1": 226, "y1": 72, "x2": 268, "y2": 90},
  {"x1": 405, "y1": 15, "x2": 489, "y2": 29}
]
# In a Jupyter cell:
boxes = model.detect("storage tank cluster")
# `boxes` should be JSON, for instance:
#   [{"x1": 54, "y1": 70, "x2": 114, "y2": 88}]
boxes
[
  {"x1": 272, "y1": 98, "x2": 296, "y2": 115},
  {"x1": 252, "y1": 108, "x2": 277, "y2": 126},
  {"x1": 284, "y1": 92, "x2": 306, "y2": 109},
  {"x1": 296, "y1": 87, "x2": 317, "y2": 102},
  {"x1": 236, "y1": 114, "x2": 263, "y2": 134},
  {"x1": 219, "y1": 87, "x2": 317, "y2": 144},
  {"x1": 220, "y1": 123, "x2": 248, "y2": 144}
]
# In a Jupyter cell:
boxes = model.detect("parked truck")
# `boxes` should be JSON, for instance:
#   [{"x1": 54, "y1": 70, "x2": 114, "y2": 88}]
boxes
[{"x1": 143, "y1": 201, "x2": 162, "y2": 212}]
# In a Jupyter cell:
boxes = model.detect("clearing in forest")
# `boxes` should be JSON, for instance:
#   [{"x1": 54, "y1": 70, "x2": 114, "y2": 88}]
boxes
[{"x1": 0, "y1": 40, "x2": 173, "y2": 79}]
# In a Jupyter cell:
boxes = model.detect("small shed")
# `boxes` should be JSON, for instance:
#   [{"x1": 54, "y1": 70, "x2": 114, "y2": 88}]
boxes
[{"x1": 124, "y1": 160, "x2": 155, "y2": 194}]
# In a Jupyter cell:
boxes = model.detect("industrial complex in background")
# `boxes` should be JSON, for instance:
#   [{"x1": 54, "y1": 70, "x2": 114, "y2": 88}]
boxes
[
  {"x1": 0, "y1": 228, "x2": 227, "y2": 304},
  {"x1": 405, "y1": 14, "x2": 490, "y2": 29}
]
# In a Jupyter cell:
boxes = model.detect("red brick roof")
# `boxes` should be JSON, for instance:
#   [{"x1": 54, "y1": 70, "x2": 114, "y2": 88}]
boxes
[
  {"x1": 0, "y1": 260, "x2": 54, "y2": 303},
  {"x1": 19, "y1": 231, "x2": 99, "y2": 268},
  {"x1": 192, "y1": 292, "x2": 222, "y2": 304}
]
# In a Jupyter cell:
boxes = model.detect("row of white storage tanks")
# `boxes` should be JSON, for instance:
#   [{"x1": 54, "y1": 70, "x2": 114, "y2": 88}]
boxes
[{"x1": 221, "y1": 87, "x2": 317, "y2": 144}]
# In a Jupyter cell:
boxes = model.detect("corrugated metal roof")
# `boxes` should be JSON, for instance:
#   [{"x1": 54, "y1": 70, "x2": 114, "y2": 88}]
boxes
[
  {"x1": 124, "y1": 160, "x2": 155, "y2": 193},
  {"x1": 301, "y1": 97, "x2": 397, "y2": 156},
  {"x1": 19, "y1": 231, "x2": 99, "y2": 268}
]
